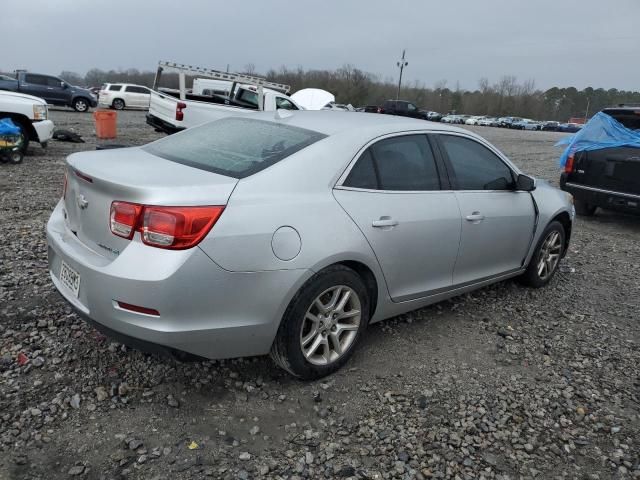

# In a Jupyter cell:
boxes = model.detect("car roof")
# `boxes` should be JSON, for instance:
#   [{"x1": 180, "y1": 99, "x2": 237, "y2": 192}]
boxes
[{"x1": 249, "y1": 110, "x2": 469, "y2": 136}]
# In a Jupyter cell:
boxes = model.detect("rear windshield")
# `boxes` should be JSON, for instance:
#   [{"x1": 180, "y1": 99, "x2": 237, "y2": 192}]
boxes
[
  {"x1": 144, "y1": 117, "x2": 327, "y2": 178},
  {"x1": 604, "y1": 109, "x2": 640, "y2": 130}
]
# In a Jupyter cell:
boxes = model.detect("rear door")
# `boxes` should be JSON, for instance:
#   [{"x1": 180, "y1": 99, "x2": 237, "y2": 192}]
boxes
[
  {"x1": 20, "y1": 74, "x2": 51, "y2": 101},
  {"x1": 436, "y1": 133, "x2": 535, "y2": 285},
  {"x1": 334, "y1": 133, "x2": 461, "y2": 301}
]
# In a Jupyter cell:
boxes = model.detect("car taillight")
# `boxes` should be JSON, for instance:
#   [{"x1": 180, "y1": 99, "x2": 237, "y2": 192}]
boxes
[
  {"x1": 62, "y1": 172, "x2": 68, "y2": 199},
  {"x1": 110, "y1": 201, "x2": 143, "y2": 239},
  {"x1": 176, "y1": 101, "x2": 187, "y2": 121},
  {"x1": 564, "y1": 154, "x2": 575, "y2": 174},
  {"x1": 109, "y1": 202, "x2": 224, "y2": 249}
]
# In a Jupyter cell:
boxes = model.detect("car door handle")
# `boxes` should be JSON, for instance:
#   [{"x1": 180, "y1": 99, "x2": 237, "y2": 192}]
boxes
[
  {"x1": 372, "y1": 217, "x2": 398, "y2": 228},
  {"x1": 465, "y1": 212, "x2": 485, "y2": 222}
]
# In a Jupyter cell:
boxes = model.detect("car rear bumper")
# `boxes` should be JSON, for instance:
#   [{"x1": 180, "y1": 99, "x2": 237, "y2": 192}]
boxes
[
  {"x1": 46, "y1": 200, "x2": 311, "y2": 359},
  {"x1": 146, "y1": 113, "x2": 184, "y2": 135},
  {"x1": 33, "y1": 119, "x2": 54, "y2": 145},
  {"x1": 561, "y1": 175, "x2": 640, "y2": 213}
]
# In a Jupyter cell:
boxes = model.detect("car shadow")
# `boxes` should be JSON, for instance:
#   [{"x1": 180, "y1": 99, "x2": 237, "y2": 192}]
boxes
[{"x1": 581, "y1": 209, "x2": 640, "y2": 233}]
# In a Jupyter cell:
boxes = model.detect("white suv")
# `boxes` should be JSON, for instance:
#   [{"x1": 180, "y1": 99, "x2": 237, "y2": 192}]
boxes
[{"x1": 98, "y1": 83, "x2": 151, "y2": 110}]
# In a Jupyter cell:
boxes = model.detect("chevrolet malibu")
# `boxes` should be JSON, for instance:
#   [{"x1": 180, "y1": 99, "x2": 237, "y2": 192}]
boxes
[{"x1": 47, "y1": 111, "x2": 574, "y2": 379}]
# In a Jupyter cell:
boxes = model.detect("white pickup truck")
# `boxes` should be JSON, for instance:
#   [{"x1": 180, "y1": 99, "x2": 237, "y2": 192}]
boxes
[
  {"x1": 146, "y1": 62, "x2": 303, "y2": 134},
  {"x1": 0, "y1": 90, "x2": 55, "y2": 152}
]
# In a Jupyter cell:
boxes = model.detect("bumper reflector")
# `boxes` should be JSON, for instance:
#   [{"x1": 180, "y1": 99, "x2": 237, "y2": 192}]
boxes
[{"x1": 116, "y1": 301, "x2": 160, "y2": 317}]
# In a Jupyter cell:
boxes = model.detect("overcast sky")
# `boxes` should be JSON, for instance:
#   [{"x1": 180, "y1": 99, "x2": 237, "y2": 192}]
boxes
[{"x1": 1, "y1": 0, "x2": 639, "y2": 91}]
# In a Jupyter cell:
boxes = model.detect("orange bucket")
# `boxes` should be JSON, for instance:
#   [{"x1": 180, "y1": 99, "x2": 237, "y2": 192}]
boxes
[{"x1": 93, "y1": 110, "x2": 117, "y2": 139}]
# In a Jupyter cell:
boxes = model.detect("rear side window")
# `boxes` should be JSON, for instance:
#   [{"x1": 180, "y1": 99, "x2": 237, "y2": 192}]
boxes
[
  {"x1": 439, "y1": 135, "x2": 514, "y2": 190},
  {"x1": 144, "y1": 117, "x2": 327, "y2": 179},
  {"x1": 605, "y1": 109, "x2": 640, "y2": 130},
  {"x1": 24, "y1": 74, "x2": 48, "y2": 86},
  {"x1": 108, "y1": 85, "x2": 122, "y2": 91},
  {"x1": 125, "y1": 86, "x2": 149, "y2": 93},
  {"x1": 344, "y1": 135, "x2": 441, "y2": 191},
  {"x1": 344, "y1": 150, "x2": 378, "y2": 190},
  {"x1": 275, "y1": 97, "x2": 298, "y2": 110},
  {"x1": 236, "y1": 89, "x2": 259, "y2": 109}
]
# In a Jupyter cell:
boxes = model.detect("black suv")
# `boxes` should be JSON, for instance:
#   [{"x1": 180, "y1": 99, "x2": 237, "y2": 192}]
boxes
[
  {"x1": 378, "y1": 100, "x2": 427, "y2": 120},
  {"x1": 560, "y1": 106, "x2": 640, "y2": 215}
]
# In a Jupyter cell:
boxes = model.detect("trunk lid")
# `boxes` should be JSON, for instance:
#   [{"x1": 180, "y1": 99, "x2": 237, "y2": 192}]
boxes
[{"x1": 64, "y1": 147, "x2": 237, "y2": 260}]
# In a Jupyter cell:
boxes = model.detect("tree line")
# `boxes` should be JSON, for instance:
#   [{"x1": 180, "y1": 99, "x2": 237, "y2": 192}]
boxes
[{"x1": 46, "y1": 65, "x2": 640, "y2": 121}]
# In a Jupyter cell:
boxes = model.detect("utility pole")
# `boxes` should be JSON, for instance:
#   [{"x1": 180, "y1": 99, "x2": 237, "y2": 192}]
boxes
[
  {"x1": 396, "y1": 49, "x2": 408, "y2": 100},
  {"x1": 584, "y1": 97, "x2": 590, "y2": 122}
]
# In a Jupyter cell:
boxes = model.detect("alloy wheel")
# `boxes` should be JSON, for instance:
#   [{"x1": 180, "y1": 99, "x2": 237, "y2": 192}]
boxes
[
  {"x1": 300, "y1": 285, "x2": 361, "y2": 366},
  {"x1": 537, "y1": 230, "x2": 562, "y2": 280}
]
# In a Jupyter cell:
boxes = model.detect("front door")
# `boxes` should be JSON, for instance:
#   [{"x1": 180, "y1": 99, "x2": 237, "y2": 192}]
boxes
[
  {"x1": 436, "y1": 133, "x2": 536, "y2": 285},
  {"x1": 334, "y1": 134, "x2": 461, "y2": 301},
  {"x1": 43, "y1": 76, "x2": 69, "y2": 104}
]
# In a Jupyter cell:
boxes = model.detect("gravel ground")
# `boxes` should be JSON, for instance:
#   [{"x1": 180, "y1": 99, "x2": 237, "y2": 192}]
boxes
[{"x1": 1, "y1": 110, "x2": 639, "y2": 480}]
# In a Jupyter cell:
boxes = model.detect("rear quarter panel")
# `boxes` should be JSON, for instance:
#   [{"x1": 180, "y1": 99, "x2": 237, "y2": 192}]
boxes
[{"x1": 197, "y1": 132, "x2": 388, "y2": 289}]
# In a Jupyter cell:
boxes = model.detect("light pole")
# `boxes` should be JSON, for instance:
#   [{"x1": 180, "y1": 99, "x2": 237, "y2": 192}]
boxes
[
  {"x1": 396, "y1": 49, "x2": 408, "y2": 100},
  {"x1": 584, "y1": 97, "x2": 590, "y2": 122}
]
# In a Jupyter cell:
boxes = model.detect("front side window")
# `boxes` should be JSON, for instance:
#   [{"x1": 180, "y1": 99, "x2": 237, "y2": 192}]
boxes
[
  {"x1": 144, "y1": 117, "x2": 326, "y2": 178},
  {"x1": 344, "y1": 135, "x2": 440, "y2": 191},
  {"x1": 46, "y1": 77, "x2": 64, "y2": 87},
  {"x1": 407, "y1": 103, "x2": 417, "y2": 112},
  {"x1": 108, "y1": 84, "x2": 123, "y2": 91},
  {"x1": 439, "y1": 135, "x2": 514, "y2": 190}
]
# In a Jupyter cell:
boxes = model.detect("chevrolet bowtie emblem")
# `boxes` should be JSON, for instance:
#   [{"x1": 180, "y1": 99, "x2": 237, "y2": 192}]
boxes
[{"x1": 76, "y1": 194, "x2": 89, "y2": 210}]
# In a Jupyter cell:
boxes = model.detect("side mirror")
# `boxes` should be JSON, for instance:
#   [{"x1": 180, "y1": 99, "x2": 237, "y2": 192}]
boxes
[
  {"x1": 516, "y1": 174, "x2": 536, "y2": 191},
  {"x1": 61, "y1": 82, "x2": 68, "y2": 89}
]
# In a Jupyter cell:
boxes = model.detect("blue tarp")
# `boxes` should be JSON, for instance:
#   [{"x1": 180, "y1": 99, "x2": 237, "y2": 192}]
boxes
[
  {"x1": 556, "y1": 111, "x2": 640, "y2": 167},
  {"x1": 0, "y1": 118, "x2": 21, "y2": 136}
]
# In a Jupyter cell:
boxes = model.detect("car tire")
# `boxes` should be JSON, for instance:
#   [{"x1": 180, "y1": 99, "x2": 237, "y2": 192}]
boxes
[
  {"x1": 8, "y1": 150, "x2": 24, "y2": 164},
  {"x1": 11, "y1": 120, "x2": 30, "y2": 154},
  {"x1": 112, "y1": 99, "x2": 125, "y2": 110},
  {"x1": 574, "y1": 198, "x2": 597, "y2": 216},
  {"x1": 73, "y1": 98, "x2": 90, "y2": 112},
  {"x1": 270, "y1": 265, "x2": 370, "y2": 380},
  {"x1": 519, "y1": 221, "x2": 565, "y2": 288}
]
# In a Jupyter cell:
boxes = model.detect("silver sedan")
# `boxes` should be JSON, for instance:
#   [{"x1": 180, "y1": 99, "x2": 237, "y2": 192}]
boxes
[{"x1": 47, "y1": 111, "x2": 575, "y2": 379}]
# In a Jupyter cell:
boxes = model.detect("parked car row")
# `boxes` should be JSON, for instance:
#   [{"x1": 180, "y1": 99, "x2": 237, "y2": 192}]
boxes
[
  {"x1": 0, "y1": 71, "x2": 97, "y2": 112},
  {"x1": 0, "y1": 71, "x2": 156, "y2": 114},
  {"x1": 421, "y1": 112, "x2": 585, "y2": 133}
]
